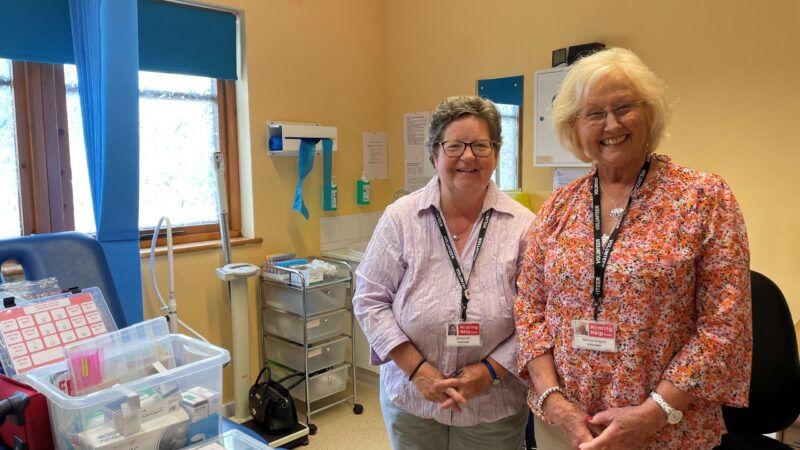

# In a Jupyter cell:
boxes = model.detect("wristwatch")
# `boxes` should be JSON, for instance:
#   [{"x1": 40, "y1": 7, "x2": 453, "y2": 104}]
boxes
[
  {"x1": 481, "y1": 359, "x2": 500, "y2": 386},
  {"x1": 650, "y1": 392, "x2": 683, "y2": 425}
]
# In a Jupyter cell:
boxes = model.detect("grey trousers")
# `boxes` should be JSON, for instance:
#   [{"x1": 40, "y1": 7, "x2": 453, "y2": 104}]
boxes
[{"x1": 379, "y1": 385, "x2": 528, "y2": 450}]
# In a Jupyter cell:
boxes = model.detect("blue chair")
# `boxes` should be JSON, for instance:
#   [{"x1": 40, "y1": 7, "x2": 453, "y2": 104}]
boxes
[{"x1": 0, "y1": 232, "x2": 128, "y2": 328}]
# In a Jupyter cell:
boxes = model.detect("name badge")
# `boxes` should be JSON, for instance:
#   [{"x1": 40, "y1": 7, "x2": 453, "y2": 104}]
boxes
[
  {"x1": 445, "y1": 322, "x2": 481, "y2": 347},
  {"x1": 571, "y1": 319, "x2": 617, "y2": 352}
]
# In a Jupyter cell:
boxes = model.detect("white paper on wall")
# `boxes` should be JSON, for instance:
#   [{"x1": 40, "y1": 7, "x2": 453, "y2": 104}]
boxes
[
  {"x1": 403, "y1": 111, "x2": 434, "y2": 192},
  {"x1": 362, "y1": 132, "x2": 387, "y2": 180}
]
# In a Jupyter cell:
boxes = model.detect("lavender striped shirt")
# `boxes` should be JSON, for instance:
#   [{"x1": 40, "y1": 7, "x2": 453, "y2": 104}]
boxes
[{"x1": 353, "y1": 177, "x2": 534, "y2": 426}]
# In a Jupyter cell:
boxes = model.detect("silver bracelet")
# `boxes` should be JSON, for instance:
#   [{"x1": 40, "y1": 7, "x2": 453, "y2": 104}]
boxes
[{"x1": 536, "y1": 386, "x2": 565, "y2": 412}]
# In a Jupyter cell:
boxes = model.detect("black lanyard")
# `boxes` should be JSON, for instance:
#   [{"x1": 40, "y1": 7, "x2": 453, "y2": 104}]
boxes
[
  {"x1": 432, "y1": 207, "x2": 493, "y2": 321},
  {"x1": 591, "y1": 156, "x2": 651, "y2": 320}
]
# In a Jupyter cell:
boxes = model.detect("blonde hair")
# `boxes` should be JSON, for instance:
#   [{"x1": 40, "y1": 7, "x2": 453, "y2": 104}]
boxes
[{"x1": 551, "y1": 47, "x2": 670, "y2": 162}]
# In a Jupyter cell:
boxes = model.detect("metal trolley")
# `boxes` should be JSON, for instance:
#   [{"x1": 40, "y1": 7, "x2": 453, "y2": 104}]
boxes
[{"x1": 259, "y1": 258, "x2": 363, "y2": 435}]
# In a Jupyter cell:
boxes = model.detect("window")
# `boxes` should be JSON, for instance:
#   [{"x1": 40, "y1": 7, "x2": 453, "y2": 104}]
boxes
[
  {"x1": 478, "y1": 75, "x2": 523, "y2": 191},
  {"x1": 2, "y1": 59, "x2": 240, "y2": 246},
  {"x1": 493, "y1": 103, "x2": 521, "y2": 190},
  {"x1": 0, "y1": 58, "x2": 21, "y2": 238}
]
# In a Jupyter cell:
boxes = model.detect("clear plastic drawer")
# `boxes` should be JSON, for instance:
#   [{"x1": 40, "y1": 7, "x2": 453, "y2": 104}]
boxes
[
  {"x1": 271, "y1": 363, "x2": 349, "y2": 403},
  {"x1": 265, "y1": 335, "x2": 348, "y2": 374},
  {"x1": 263, "y1": 282, "x2": 347, "y2": 316},
  {"x1": 264, "y1": 308, "x2": 346, "y2": 344}
]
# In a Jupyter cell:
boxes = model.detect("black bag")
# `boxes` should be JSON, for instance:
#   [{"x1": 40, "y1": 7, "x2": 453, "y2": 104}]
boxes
[{"x1": 249, "y1": 365, "x2": 305, "y2": 433}]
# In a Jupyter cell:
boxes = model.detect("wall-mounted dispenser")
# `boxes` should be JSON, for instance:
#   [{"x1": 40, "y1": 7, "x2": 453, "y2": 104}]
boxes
[
  {"x1": 356, "y1": 173, "x2": 370, "y2": 205},
  {"x1": 267, "y1": 121, "x2": 338, "y2": 156},
  {"x1": 325, "y1": 176, "x2": 338, "y2": 211}
]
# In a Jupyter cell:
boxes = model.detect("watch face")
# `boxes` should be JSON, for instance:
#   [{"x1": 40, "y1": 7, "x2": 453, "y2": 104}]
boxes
[{"x1": 667, "y1": 409, "x2": 683, "y2": 424}]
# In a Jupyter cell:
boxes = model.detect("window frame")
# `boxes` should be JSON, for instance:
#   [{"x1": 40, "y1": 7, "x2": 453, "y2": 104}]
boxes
[{"x1": 7, "y1": 60, "x2": 241, "y2": 247}]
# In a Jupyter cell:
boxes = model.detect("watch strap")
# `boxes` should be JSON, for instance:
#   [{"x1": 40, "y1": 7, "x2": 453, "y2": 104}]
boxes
[
  {"x1": 481, "y1": 359, "x2": 500, "y2": 386},
  {"x1": 650, "y1": 391, "x2": 682, "y2": 424}
]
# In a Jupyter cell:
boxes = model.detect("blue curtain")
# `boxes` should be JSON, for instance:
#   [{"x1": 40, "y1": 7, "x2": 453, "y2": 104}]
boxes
[
  {"x1": 68, "y1": 0, "x2": 142, "y2": 327},
  {"x1": 0, "y1": 0, "x2": 238, "y2": 80}
]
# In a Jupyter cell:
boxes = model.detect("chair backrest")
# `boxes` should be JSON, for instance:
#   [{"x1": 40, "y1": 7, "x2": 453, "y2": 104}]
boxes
[
  {"x1": 722, "y1": 270, "x2": 800, "y2": 434},
  {"x1": 0, "y1": 232, "x2": 128, "y2": 328}
]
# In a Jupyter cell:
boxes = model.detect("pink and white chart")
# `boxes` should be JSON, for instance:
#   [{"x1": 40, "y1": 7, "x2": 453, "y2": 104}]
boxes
[{"x1": 0, "y1": 293, "x2": 109, "y2": 375}]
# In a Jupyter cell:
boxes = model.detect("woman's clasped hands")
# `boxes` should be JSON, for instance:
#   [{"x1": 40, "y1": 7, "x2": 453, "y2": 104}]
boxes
[
  {"x1": 412, "y1": 362, "x2": 495, "y2": 413},
  {"x1": 542, "y1": 395, "x2": 665, "y2": 450}
]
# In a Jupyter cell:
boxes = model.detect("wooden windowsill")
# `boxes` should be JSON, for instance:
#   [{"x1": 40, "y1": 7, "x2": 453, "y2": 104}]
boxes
[{"x1": 140, "y1": 236, "x2": 263, "y2": 258}]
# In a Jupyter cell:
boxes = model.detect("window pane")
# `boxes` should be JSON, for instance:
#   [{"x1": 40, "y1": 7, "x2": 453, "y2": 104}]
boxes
[
  {"x1": 64, "y1": 66, "x2": 220, "y2": 232},
  {"x1": 139, "y1": 71, "x2": 214, "y2": 97},
  {"x1": 0, "y1": 59, "x2": 10, "y2": 80},
  {"x1": 495, "y1": 103, "x2": 520, "y2": 190},
  {"x1": 138, "y1": 75, "x2": 219, "y2": 229},
  {"x1": 63, "y1": 65, "x2": 97, "y2": 234},
  {"x1": 0, "y1": 58, "x2": 22, "y2": 238}
]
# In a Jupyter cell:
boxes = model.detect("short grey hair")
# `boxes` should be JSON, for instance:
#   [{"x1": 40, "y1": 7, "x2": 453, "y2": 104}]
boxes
[
  {"x1": 551, "y1": 47, "x2": 670, "y2": 162},
  {"x1": 426, "y1": 95, "x2": 502, "y2": 164}
]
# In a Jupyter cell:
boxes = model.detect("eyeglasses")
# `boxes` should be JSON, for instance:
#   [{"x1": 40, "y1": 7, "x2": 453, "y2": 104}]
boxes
[
  {"x1": 577, "y1": 100, "x2": 643, "y2": 126},
  {"x1": 436, "y1": 140, "x2": 496, "y2": 158}
]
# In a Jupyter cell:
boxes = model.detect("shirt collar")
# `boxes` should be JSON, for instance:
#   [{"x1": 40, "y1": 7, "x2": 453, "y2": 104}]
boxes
[{"x1": 415, "y1": 176, "x2": 519, "y2": 217}]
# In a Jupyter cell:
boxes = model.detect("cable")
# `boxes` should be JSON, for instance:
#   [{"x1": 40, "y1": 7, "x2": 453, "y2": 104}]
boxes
[{"x1": 149, "y1": 216, "x2": 208, "y2": 342}]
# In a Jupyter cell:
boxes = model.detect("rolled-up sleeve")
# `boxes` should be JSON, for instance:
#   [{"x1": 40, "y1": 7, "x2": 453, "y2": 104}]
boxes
[
  {"x1": 663, "y1": 178, "x2": 752, "y2": 407},
  {"x1": 353, "y1": 209, "x2": 410, "y2": 364},
  {"x1": 514, "y1": 201, "x2": 556, "y2": 377}
]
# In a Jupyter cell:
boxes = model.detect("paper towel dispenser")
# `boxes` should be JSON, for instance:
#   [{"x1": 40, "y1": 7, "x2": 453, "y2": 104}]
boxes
[{"x1": 267, "y1": 121, "x2": 338, "y2": 156}]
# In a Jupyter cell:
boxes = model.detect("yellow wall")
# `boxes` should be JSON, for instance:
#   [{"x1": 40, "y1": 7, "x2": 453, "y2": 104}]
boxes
[
  {"x1": 142, "y1": 0, "x2": 800, "y2": 402},
  {"x1": 141, "y1": 0, "x2": 388, "y2": 402},
  {"x1": 384, "y1": 0, "x2": 800, "y2": 316}
]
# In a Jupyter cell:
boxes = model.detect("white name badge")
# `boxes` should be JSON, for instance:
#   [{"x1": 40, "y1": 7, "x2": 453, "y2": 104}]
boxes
[
  {"x1": 445, "y1": 322, "x2": 481, "y2": 347},
  {"x1": 571, "y1": 319, "x2": 617, "y2": 352}
]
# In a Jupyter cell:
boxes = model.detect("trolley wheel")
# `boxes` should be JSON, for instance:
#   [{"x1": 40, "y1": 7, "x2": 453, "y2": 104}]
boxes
[
  {"x1": 353, "y1": 403, "x2": 364, "y2": 415},
  {"x1": 309, "y1": 423, "x2": 318, "y2": 435}
]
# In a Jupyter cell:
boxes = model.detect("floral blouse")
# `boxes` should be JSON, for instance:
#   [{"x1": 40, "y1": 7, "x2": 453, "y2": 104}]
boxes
[{"x1": 515, "y1": 155, "x2": 752, "y2": 449}]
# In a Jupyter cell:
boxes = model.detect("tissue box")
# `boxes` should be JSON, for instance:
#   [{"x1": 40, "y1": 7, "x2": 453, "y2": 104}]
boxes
[{"x1": 289, "y1": 264, "x2": 323, "y2": 286}]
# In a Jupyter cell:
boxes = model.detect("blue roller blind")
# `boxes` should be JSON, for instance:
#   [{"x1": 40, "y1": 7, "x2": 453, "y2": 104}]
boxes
[
  {"x1": 478, "y1": 75, "x2": 524, "y2": 106},
  {"x1": 0, "y1": 0, "x2": 237, "y2": 80}
]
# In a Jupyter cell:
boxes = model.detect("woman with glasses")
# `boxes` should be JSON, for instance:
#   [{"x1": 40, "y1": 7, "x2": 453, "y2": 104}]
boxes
[
  {"x1": 515, "y1": 48, "x2": 751, "y2": 449},
  {"x1": 353, "y1": 95, "x2": 534, "y2": 449}
]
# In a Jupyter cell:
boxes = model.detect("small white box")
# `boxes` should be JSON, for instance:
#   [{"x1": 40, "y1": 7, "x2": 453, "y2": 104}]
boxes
[
  {"x1": 181, "y1": 387, "x2": 220, "y2": 422},
  {"x1": 82, "y1": 407, "x2": 190, "y2": 449},
  {"x1": 289, "y1": 265, "x2": 323, "y2": 286}
]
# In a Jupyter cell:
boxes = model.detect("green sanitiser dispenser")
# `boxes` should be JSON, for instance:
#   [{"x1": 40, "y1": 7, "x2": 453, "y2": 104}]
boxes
[{"x1": 356, "y1": 173, "x2": 371, "y2": 205}]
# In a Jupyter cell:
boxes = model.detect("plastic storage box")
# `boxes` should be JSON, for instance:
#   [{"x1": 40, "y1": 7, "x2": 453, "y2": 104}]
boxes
[
  {"x1": 186, "y1": 429, "x2": 273, "y2": 450},
  {"x1": 25, "y1": 319, "x2": 230, "y2": 450}
]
